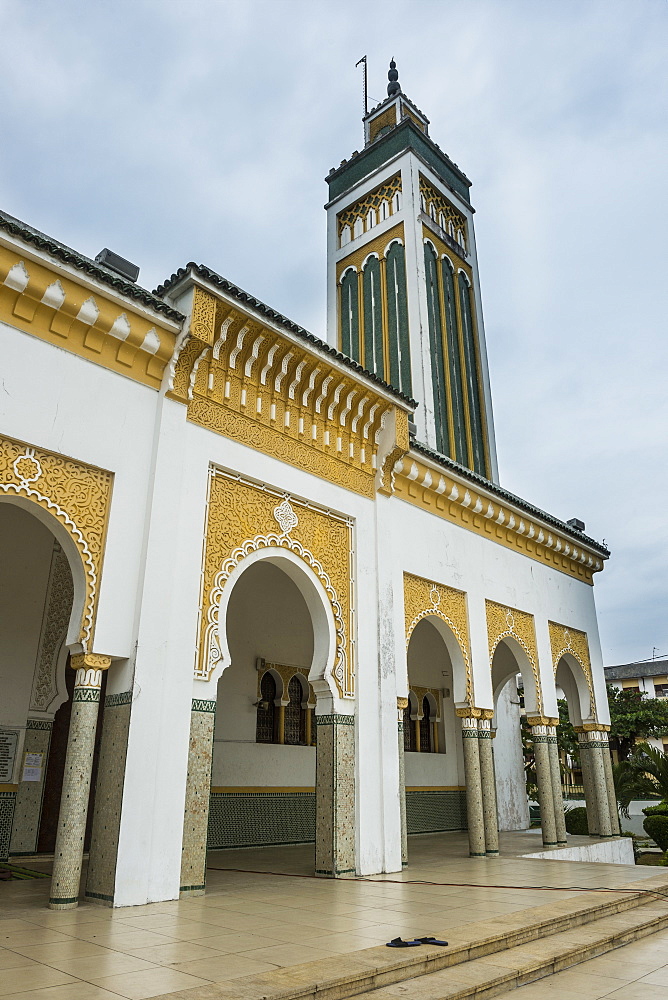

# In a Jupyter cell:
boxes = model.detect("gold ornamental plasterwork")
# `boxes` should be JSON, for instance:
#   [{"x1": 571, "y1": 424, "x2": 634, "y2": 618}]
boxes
[
  {"x1": 199, "y1": 467, "x2": 355, "y2": 698},
  {"x1": 403, "y1": 572, "x2": 473, "y2": 706},
  {"x1": 419, "y1": 175, "x2": 467, "y2": 240},
  {"x1": 336, "y1": 222, "x2": 405, "y2": 280},
  {"x1": 337, "y1": 174, "x2": 402, "y2": 238},
  {"x1": 0, "y1": 436, "x2": 112, "y2": 650},
  {"x1": 393, "y1": 455, "x2": 605, "y2": 584},
  {"x1": 549, "y1": 620, "x2": 596, "y2": 721},
  {"x1": 409, "y1": 686, "x2": 442, "y2": 720},
  {"x1": 486, "y1": 600, "x2": 542, "y2": 714},
  {"x1": 167, "y1": 288, "x2": 407, "y2": 501}
]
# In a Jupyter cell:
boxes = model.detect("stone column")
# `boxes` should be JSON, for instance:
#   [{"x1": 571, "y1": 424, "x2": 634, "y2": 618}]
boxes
[
  {"x1": 180, "y1": 698, "x2": 217, "y2": 897},
  {"x1": 459, "y1": 712, "x2": 486, "y2": 857},
  {"x1": 49, "y1": 653, "x2": 110, "y2": 910},
  {"x1": 315, "y1": 713, "x2": 355, "y2": 876},
  {"x1": 85, "y1": 690, "x2": 133, "y2": 905},
  {"x1": 9, "y1": 718, "x2": 53, "y2": 855},
  {"x1": 529, "y1": 721, "x2": 558, "y2": 848},
  {"x1": 397, "y1": 699, "x2": 408, "y2": 866},
  {"x1": 588, "y1": 730, "x2": 613, "y2": 837},
  {"x1": 547, "y1": 725, "x2": 567, "y2": 845},
  {"x1": 600, "y1": 729, "x2": 620, "y2": 835},
  {"x1": 577, "y1": 731, "x2": 599, "y2": 836},
  {"x1": 478, "y1": 717, "x2": 499, "y2": 857}
]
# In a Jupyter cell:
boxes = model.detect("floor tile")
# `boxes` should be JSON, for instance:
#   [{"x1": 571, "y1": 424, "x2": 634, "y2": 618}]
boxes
[
  {"x1": 86, "y1": 967, "x2": 211, "y2": 998},
  {"x1": 0, "y1": 965, "x2": 76, "y2": 996},
  {"x1": 122, "y1": 940, "x2": 227, "y2": 966},
  {"x1": 169, "y1": 952, "x2": 280, "y2": 981}
]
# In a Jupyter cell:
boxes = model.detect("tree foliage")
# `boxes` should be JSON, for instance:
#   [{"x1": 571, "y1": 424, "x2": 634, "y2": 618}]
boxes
[{"x1": 606, "y1": 685, "x2": 668, "y2": 760}]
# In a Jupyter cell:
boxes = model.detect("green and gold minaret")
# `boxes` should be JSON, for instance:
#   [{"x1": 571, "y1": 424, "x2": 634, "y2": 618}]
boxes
[{"x1": 325, "y1": 60, "x2": 498, "y2": 481}]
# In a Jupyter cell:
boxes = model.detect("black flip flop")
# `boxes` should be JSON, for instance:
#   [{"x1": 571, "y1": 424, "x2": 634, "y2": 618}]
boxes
[
  {"x1": 386, "y1": 937, "x2": 422, "y2": 947},
  {"x1": 414, "y1": 936, "x2": 448, "y2": 946}
]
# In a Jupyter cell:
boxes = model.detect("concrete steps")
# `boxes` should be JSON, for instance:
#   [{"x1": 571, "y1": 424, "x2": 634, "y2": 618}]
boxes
[{"x1": 154, "y1": 873, "x2": 668, "y2": 1000}]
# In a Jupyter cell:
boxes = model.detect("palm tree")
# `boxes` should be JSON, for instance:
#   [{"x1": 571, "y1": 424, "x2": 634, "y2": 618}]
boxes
[
  {"x1": 612, "y1": 760, "x2": 640, "y2": 819},
  {"x1": 624, "y1": 743, "x2": 668, "y2": 803}
]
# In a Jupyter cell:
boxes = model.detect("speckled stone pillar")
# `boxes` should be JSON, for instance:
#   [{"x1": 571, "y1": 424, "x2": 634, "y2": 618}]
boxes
[
  {"x1": 460, "y1": 714, "x2": 486, "y2": 857},
  {"x1": 577, "y1": 731, "x2": 599, "y2": 836},
  {"x1": 397, "y1": 700, "x2": 408, "y2": 866},
  {"x1": 315, "y1": 714, "x2": 355, "y2": 877},
  {"x1": 9, "y1": 719, "x2": 53, "y2": 855},
  {"x1": 49, "y1": 654, "x2": 110, "y2": 910},
  {"x1": 601, "y1": 732, "x2": 620, "y2": 835},
  {"x1": 548, "y1": 727, "x2": 567, "y2": 845},
  {"x1": 180, "y1": 699, "x2": 217, "y2": 897},
  {"x1": 478, "y1": 718, "x2": 499, "y2": 857},
  {"x1": 588, "y1": 730, "x2": 613, "y2": 837},
  {"x1": 530, "y1": 724, "x2": 558, "y2": 848},
  {"x1": 85, "y1": 691, "x2": 133, "y2": 905}
]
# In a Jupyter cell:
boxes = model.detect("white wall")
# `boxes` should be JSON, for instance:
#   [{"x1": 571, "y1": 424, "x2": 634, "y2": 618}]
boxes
[
  {"x1": 494, "y1": 679, "x2": 530, "y2": 831},
  {"x1": 212, "y1": 561, "x2": 315, "y2": 787}
]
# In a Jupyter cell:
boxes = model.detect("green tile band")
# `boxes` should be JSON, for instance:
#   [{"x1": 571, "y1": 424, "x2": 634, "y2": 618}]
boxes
[
  {"x1": 315, "y1": 714, "x2": 355, "y2": 726},
  {"x1": 191, "y1": 699, "x2": 217, "y2": 713},
  {"x1": 26, "y1": 719, "x2": 53, "y2": 731},
  {"x1": 105, "y1": 691, "x2": 133, "y2": 708},
  {"x1": 72, "y1": 688, "x2": 100, "y2": 703}
]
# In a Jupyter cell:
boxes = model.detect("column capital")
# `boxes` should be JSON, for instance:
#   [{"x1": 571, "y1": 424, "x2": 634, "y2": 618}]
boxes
[
  {"x1": 455, "y1": 706, "x2": 482, "y2": 718},
  {"x1": 526, "y1": 715, "x2": 559, "y2": 728},
  {"x1": 70, "y1": 653, "x2": 112, "y2": 671},
  {"x1": 397, "y1": 697, "x2": 409, "y2": 710}
]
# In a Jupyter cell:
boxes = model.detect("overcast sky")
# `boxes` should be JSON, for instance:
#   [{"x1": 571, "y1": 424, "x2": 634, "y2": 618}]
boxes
[{"x1": 1, "y1": 0, "x2": 666, "y2": 668}]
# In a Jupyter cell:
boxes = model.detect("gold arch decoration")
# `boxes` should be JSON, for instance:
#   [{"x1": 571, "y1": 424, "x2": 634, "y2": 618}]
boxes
[
  {"x1": 0, "y1": 434, "x2": 112, "y2": 650},
  {"x1": 486, "y1": 600, "x2": 542, "y2": 714},
  {"x1": 548, "y1": 621, "x2": 596, "y2": 721},
  {"x1": 198, "y1": 467, "x2": 355, "y2": 698},
  {"x1": 403, "y1": 572, "x2": 473, "y2": 705},
  {"x1": 257, "y1": 661, "x2": 316, "y2": 706}
]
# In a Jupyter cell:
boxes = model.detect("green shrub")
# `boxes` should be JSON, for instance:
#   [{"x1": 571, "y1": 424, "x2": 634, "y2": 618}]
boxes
[
  {"x1": 565, "y1": 806, "x2": 589, "y2": 835},
  {"x1": 642, "y1": 802, "x2": 668, "y2": 817},
  {"x1": 643, "y1": 815, "x2": 668, "y2": 852}
]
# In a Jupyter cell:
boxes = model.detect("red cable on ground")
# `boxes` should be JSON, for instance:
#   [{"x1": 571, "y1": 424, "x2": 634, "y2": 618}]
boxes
[{"x1": 205, "y1": 866, "x2": 668, "y2": 899}]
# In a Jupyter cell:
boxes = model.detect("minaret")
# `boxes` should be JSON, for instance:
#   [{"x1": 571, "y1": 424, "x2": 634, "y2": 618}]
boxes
[{"x1": 325, "y1": 60, "x2": 498, "y2": 482}]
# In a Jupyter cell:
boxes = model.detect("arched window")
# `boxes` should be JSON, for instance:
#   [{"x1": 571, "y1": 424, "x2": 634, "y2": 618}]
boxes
[
  {"x1": 423, "y1": 243, "x2": 449, "y2": 455},
  {"x1": 403, "y1": 701, "x2": 416, "y2": 752},
  {"x1": 439, "y1": 211, "x2": 446, "y2": 230},
  {"x1": 385, "y1": 242, "x2": 411, "y2": 396},
  {"x1": 366, "y1": 209, "x2": 377, "y2": 230},
  {"x1": 441, "y1": 258, "x2": 468, "y2": 467},
  {"x1": 256, "y1": 671, "x2": 277, "y2": 743},
  {"x1": 429, "y1": 202, "x2": 437, "y2": 221},
  {"x1": 353, "y1": 217, "x2": 364, "y2": 239},
  {"x1": 284, "y1": 674, "x2": 306, "y2": 745},
  {"x1": 380, "y1": 200, "x2": 390, "y2": 221},
  {"x1": 392, "y1": 191, "x2": 402, "y2": 213},
  {"x1": 362, "y1": 256, "x2": 383, "y2": 376},
  {"x1": 420, "y1": 696, "x2": 432, "y2": 752},
  {"x1": 458, "y1": 272, "x2": 486, "y2": 475},
  {"x1": 340, "y1": 269, "x2": 360, "y2": 363},
  {"x1": 340, "y1": 224, "x2": 351, "y2": 247}
]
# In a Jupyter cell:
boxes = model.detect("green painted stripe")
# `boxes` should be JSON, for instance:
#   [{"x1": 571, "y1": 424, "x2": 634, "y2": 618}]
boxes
[
  {"x1": 85, "y1": 890, "x2": 113, "y2": 901},
  {"x1": 49, "y1": 896, "x2": 79, "y2": 905}
]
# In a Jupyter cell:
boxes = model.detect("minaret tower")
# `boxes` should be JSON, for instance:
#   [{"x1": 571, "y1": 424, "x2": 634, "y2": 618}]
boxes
[{"x1": 325, "y1": 60, "x2": 498, "y2": 481}]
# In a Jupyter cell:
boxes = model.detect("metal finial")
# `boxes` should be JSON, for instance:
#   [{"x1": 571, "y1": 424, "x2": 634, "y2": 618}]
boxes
[{"x1": 387, "y1": 58, "x2": 401, "y2": 97}]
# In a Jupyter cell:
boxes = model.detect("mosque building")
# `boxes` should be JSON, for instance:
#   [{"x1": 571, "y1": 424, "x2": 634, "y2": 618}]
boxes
[{"x1": 0, "y1": 62, "x2": 620, "y2": 910}]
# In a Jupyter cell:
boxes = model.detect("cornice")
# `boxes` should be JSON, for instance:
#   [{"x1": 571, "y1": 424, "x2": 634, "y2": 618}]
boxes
[
  {"x1": 394, "y1": 445, "x2": 608, "y2": 584},
  {"x1": 0, "y1": 210, "x2": 183, "y2": 324},
  {"x1": 155, "y1": 263, "x2": 416, "y2": 410}
]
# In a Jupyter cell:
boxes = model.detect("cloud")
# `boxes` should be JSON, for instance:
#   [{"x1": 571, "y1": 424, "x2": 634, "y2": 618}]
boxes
[{"x1": 1, "y1": 0, "x2": 666, "y2": 664}]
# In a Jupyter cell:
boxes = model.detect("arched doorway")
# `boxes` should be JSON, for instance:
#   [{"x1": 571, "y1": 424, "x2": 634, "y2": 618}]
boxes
[
  {"x1": 491, "y1": 639, "x2": 536, "y2": 834},
  {"x1": 0, "y1": 502, "x2": 103, "y2": 863},
  {"x1": 210, "y1": 559, "x2": 317, "y2": 852},
  {"x1": 403, "y1": 617, "x2": 467, "y2": 854}
]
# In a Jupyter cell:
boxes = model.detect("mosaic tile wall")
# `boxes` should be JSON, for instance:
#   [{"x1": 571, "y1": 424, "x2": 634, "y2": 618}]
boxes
[
  {"x1": 85, "y1": 693, "x2": 132, "y2": 904},
  {"x1": 180, "y1": 701, "x2": 216, "y2": 895},
  {"x1": 0, "y1": 791, "x2": 17, "y2": 861},
  {"x1": 406, "y1": 789, "x2": 467, "y2": 834},
  {"x1": 9, "y1": 720, "x2": 52, "y2": 855},
  {"x1": 207, "y1": 791, "x2": 316, "y2": 848}
]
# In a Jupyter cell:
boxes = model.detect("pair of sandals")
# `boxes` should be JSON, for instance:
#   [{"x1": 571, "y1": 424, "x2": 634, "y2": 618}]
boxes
[{"x1": 386, "y1": 935, "x2": 448, "y2": 948}]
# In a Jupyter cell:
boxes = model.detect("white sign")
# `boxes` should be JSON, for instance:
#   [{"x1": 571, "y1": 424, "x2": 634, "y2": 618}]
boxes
[
  {"x1": 22, "y1": 752, "x2": 44, "y2": 783},
  {"x1": 0, "y1": 730, "x2": 19, "y2": 782}
]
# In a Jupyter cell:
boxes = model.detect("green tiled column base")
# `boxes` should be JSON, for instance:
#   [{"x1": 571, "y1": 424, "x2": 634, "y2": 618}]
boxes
[
  {"x1": 406, "y1": 789, "x2": 467, "y2": 834},
  {"x1": 207, "y1": 792, "x2": 316, "y2": 848}
]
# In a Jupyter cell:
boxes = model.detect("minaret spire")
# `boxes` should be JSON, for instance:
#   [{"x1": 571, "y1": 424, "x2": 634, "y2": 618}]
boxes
[{"x1": 387, "y1": 58, "x2": 401, "y2": 97}]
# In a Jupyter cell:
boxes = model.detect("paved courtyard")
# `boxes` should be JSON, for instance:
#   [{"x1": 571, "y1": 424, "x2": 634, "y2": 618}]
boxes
[{"x1": 0, "y1": 833, "x2": 661, "y2": 999}]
